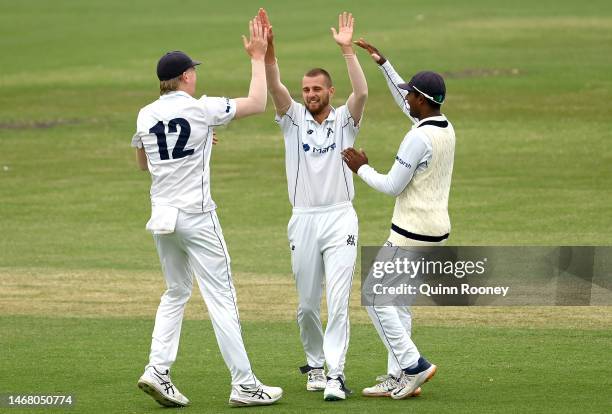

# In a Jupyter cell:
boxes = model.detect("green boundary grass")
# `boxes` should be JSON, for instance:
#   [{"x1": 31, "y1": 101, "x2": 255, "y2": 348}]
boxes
[{"x1": 2, "y1": 316, "x2": 611, "y2": 413}]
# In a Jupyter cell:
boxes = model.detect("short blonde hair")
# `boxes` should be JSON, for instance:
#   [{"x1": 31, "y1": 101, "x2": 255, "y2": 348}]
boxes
[
  {"x1": 304, "y1": 68, "x2": 333, "y2": 87},
  {"x1": 160, "y1": 75, "x2": 182, "y2": 95}
]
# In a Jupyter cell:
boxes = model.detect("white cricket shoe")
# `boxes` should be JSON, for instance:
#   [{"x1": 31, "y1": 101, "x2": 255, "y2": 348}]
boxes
[
  {"x1": 363, "y1": 374, "x2": 422, "y2": 397},
  {"x1": 323, "y1": 378, "x2": 349, "y2": 401},
  {"x1": 137, "y1": 366, "x2": 190, "y2": 407},
  {"x1": 391, "y1": 357, "x2": 437, "y2": 400},
  {"x1": 306, "y1": 368, "x2": 327, "y2": 391},
  {"x1": 229, "y1": 383, "x2": 283, "y2": 406}
]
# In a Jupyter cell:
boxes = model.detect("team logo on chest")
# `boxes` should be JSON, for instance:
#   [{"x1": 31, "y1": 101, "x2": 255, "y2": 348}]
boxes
[{"x1": 347, "y1": 234, "x2": 356, "y2": 246}]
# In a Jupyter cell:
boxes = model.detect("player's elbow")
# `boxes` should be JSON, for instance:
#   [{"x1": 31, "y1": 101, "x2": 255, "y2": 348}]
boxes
[
  {"x1": 355, "y1": 88, "x2": 368, "y2": 100},
  {"x1": 387, "y1": 182, "x2": 404, "y2": 197},
  {"x1": 252, "y1": 95, "x2": 267, "y2": 113},
  {"x1": 250, "y1": 101, "x2": 266, "y2": 115},
  {"x1": 235, "y1": 99, "x2": 267, "y2": 119}
]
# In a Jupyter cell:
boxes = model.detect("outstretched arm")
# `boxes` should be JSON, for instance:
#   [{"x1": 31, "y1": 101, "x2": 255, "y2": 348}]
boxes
[
  {"x1": 259, "y1": 8, "x2": 292, "y2": 116},
  {"x1": 354, "y1": 38, "x2": 415, "y2": 123},
  {"x1": 332, "y1": 12, "x2": 367, "y2": 125},
  {"x1": 234, "y1": 17, "x2": 268, "y2": 119}
]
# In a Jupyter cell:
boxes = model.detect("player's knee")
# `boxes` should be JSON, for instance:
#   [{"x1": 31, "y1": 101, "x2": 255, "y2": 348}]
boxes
[
  {"x1": 366, "y1": 305, "x2": 397, "y2": 323},
  {"x1": 163, "y1": 283, "x2": 193, "y2": 302},
  {"x1": 327, "y1": 305, "x2": 348, "y2": 320},
  {"x1": 297, "y1": 302, "x2": 320, "y2": 320}
]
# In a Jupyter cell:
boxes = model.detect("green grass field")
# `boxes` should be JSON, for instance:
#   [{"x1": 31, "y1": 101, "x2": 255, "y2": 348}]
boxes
[
  {"x1": 1, "y1": 0, "x2": 611, "y2": 412},
  {"x1": 2, "y1": 316, "x2": 610, "y2": 413}
]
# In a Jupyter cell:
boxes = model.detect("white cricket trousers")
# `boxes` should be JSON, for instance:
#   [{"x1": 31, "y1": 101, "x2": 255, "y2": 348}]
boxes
[
  {"x1": 366, "y1": 238, "x2": 445, "y2": 378},
  {"x1": 146, "y1": 210, "x2": 258, "y2": 387},
  {"x1": 288, "y1": 202, "x2": 358, "y2": 380}
]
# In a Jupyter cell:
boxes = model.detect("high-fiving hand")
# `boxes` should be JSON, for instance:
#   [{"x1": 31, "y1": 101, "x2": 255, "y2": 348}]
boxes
[
  {"x1": 331, "y1": 12, "x2": 354, "y2": 49},
  {"x1": 242, "y1": 16, "x2": 268, "y2": 60},
  {"x1": 258, "y1": 8, "x2": 274, "y2": 45},
  {"x1": 354, "y1": 38, "x2": 386, "y2": 65}
]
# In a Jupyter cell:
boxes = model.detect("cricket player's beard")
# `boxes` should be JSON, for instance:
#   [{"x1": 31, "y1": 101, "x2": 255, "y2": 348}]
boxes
[{"x1": 305, "y1": 95, "x2": 330, "y2": 116}]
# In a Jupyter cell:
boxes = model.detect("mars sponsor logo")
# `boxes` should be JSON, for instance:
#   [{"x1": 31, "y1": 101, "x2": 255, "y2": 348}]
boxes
[{"x1": 303, "y1": 142, "x2": 336, "y2": 154}]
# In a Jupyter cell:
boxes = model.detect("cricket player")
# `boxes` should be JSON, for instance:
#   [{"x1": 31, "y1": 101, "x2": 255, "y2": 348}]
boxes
[
  {"x1": 131, "y1": 17, "x2": 282, "y2": 408},
  {"x1": 258, "y1": 9, "x2": 367, "y2": 401},
  {"x1": 342, "y1": 39, "x2": 455, "y2": 400}
]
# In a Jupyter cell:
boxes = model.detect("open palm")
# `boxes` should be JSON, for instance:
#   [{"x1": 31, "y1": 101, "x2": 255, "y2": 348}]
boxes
[{"x1": 331, "y1": 12, "x2": 354, "y2": 47}]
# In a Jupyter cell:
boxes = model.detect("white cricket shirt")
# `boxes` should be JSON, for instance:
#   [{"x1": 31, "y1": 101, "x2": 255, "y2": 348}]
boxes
[
  {"x1": 132, "y1": 91, "x2": 236, "y2": 213},
  {"x1": 276, "y1": 99, "x2": 360, "y2": 208}
]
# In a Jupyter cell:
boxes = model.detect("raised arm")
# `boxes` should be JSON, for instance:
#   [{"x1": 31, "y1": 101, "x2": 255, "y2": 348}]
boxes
[
  {"x1": 258, "y1": 8, "x2": 292, "y2": 116},
  {"x1": 234, "y1": 17, "x2": 268, "y2": 119},
  {"x1": 354, "y1": 38, "x2": 415, "y2": 123},
  {"x1": 332, "y1": 12, "x2": 367, "y2": 125}
]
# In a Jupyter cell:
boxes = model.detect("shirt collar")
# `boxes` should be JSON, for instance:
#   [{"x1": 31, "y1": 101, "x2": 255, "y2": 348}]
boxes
[
  {"x1": 415, "y1": 114, "x2": 446, "y2": 127},
  {"x1": 160, "y1": 91, "x2": 191, "y2": 100},
  {"x1": 305, "y1": 106, "x2": 336, "y2": 123}
]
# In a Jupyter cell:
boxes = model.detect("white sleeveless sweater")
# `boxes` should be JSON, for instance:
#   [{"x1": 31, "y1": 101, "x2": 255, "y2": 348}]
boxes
[{"x1": 389, "y1": 119, "x2": 455, "y2": 244}]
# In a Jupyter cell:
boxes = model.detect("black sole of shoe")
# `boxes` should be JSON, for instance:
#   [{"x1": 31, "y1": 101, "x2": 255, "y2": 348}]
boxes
[{"x1": 324, "y1": 395, "x2": 346, "y2": 401}]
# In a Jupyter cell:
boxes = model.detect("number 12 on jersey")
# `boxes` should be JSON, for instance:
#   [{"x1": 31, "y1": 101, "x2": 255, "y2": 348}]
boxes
[{"x1": 149, "y1": 118, "x2": 193, "y2": 160}]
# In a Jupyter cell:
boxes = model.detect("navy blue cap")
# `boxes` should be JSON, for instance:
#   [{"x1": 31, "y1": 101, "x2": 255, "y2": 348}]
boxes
[
  {"x1": 398, "y1": 71, "x2": 446, "y2": 104},
  {"x1": 156, "y1": 51, "x2": 201, "y2": 81}
]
